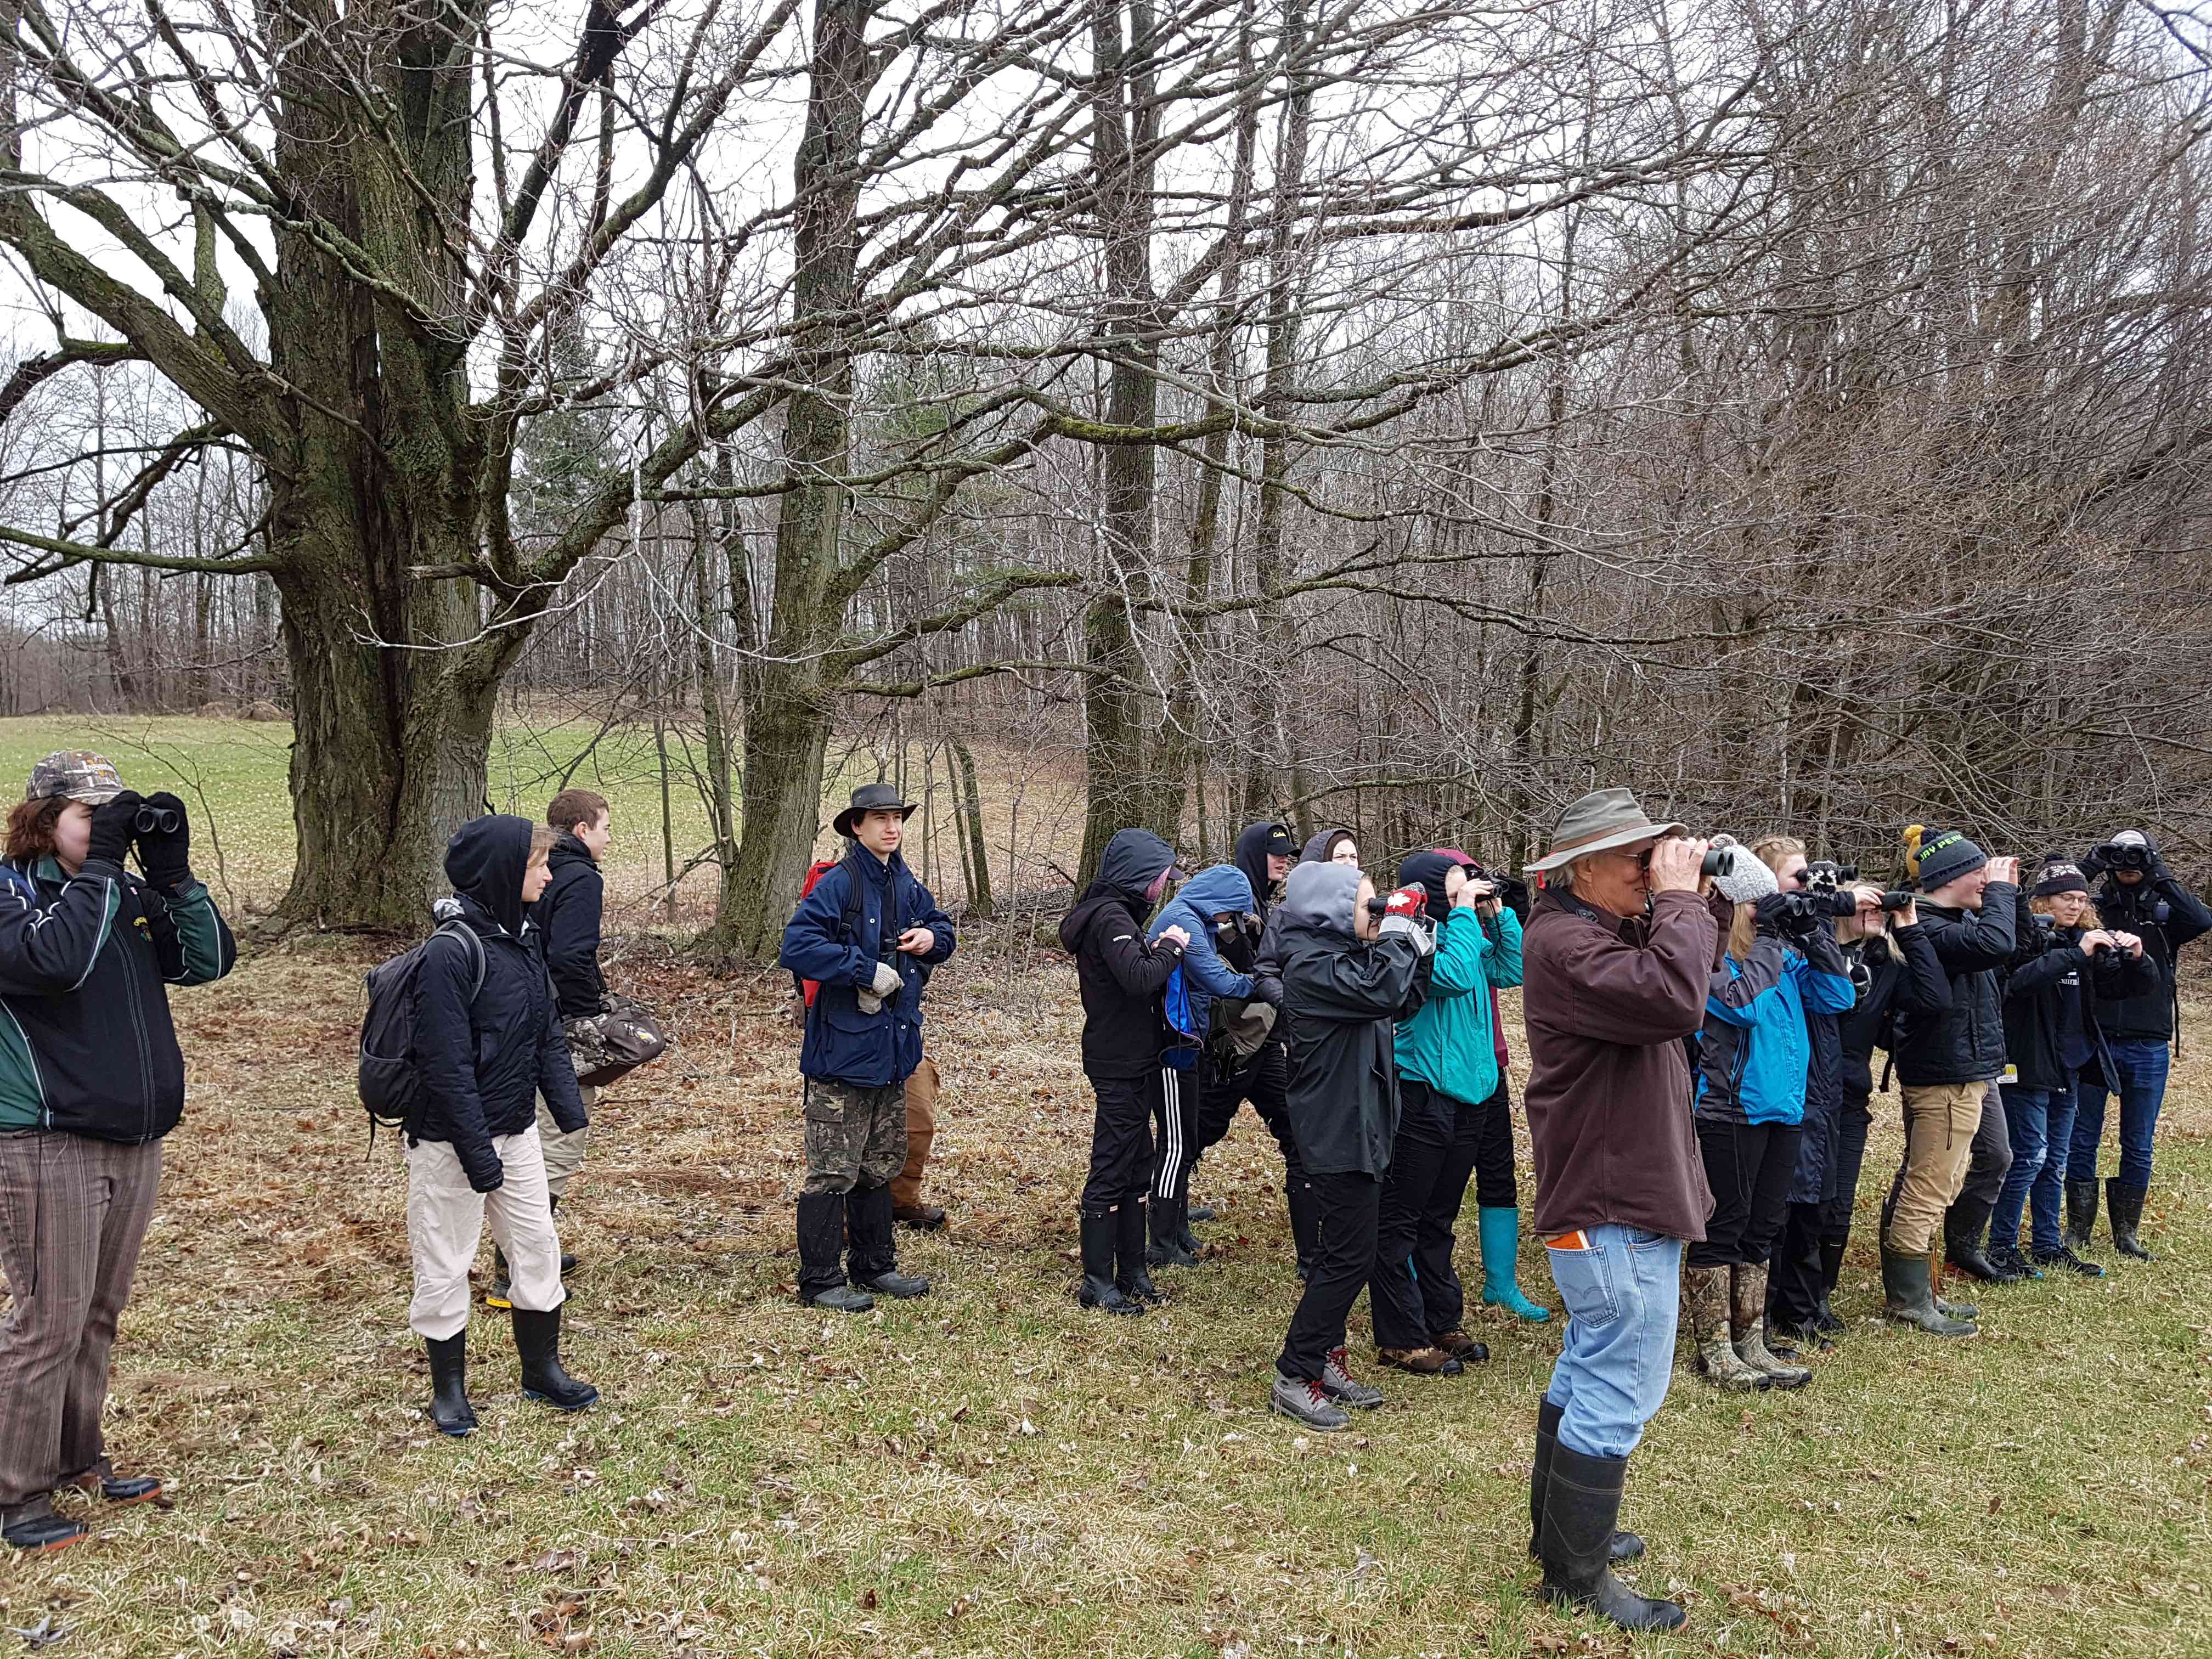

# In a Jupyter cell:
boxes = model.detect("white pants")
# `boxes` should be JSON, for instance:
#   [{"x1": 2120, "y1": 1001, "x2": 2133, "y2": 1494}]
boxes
[{"x1": 406, "y1": 1127, "x2": 564, "y2": 1339}]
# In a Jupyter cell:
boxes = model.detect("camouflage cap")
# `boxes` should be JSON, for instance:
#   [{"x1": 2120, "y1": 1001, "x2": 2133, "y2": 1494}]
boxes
[{"x1": 25, "y1": 750, "x2": 125, "y2": 806}]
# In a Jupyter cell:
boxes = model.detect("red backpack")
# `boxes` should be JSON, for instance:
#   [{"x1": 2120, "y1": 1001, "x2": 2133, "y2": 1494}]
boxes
[{"x1": 790, "y1": 857, "x2": 866, "y2": 1012}]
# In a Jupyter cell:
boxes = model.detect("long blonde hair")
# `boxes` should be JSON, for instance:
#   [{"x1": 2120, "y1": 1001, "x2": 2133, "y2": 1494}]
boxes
[{"x1": 1730, "y1": 834, "x2": 1808, "y2": 962}]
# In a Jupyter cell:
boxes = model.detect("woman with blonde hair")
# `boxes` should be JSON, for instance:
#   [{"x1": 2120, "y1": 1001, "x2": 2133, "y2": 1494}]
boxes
[{"x1": 1686, "y1": 840, "x2": 1855, "y2": 1389}]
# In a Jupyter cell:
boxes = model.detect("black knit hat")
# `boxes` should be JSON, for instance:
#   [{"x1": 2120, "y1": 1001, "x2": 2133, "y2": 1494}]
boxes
[
  {"x1": 2033, "y1": 854, "x2": 2089, "y2": 898},
  {"x1": 1913, "y1": 828, "x2": 1987, "y2": 892}
]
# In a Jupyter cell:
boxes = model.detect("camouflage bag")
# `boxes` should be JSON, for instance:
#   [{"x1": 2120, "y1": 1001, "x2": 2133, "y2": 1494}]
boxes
[{"x1": 565, "y1": 994, "x2": 669, "y2": 1088}]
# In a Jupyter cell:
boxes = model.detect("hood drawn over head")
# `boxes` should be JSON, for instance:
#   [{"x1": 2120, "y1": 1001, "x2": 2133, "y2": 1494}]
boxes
[
  {"x1": 1061, "y1": 828, "x2": 1180, "y2": 952},
  {"x1": 1167, "y1": 864, "x2": 1257, "y2": 923},
  {"x1": 1280, "y1": 860, "x2": 1363, "y2": 938},
  {"x1": 445, "y1": 814, "x2": 537, "y2": 938},
  {"x1": 1397, "y1": 848, "x2": 1476, "y2": 917},
  {"x1": 1233, "y1": 820, "x2": 1296, "y2": 915},
  {"x1": 1300, "y1": 827, "x2": 1356, "y2": 866}
]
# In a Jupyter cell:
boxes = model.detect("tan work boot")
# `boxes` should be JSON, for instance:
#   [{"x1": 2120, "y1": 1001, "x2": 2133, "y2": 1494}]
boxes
[{"x1": 1685, "y1": 1264, "x2": 1769, "y2": 1391}]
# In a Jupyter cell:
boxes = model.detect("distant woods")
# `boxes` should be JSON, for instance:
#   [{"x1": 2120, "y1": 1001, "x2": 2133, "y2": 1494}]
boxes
[{"x1": 2, "y1": 0, "x2": 2209, "y2": 943}]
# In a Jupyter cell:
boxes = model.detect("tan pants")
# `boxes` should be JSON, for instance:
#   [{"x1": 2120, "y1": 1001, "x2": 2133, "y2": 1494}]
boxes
[
  {"x1": 407, "y1": 1127, "x2": 563, "y2": 1340},
  {"x1": 1883, "y1": 1083, "x2": 1988, "y2": 1256},
  {"x1": 535, "y1": 1083, "x2": 595, "y2": 1204},
  {"x1": 0, "y1": 1133, "x2": 162, "y2": 1506},
  {"x1": 890, "y1": 1057, "x2": 939, "y2": 1210}
]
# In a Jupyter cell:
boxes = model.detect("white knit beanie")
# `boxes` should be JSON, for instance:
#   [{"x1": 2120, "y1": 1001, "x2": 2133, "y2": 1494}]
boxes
[{"x1": 1709, "y1": 835, "x2": 1779, "y2": 904}]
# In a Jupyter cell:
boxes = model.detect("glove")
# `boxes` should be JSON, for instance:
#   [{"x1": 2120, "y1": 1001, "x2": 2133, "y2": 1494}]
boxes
[
  {"x1": 135, "y1": 791, "x2": 191, "y2": 887},
  {"x1": 1379, "y1": 913, "x2": 1435, "y2": 956},
  {"x1": 86, "y1": 792, "x2": 144, "y2": 868},
  {"x1": 856, "y1": 958, "x2": 905, "y2": 1015},
  {"x1": 1250, "y1": 975, "x2": 1284, "y2": 1008},
  {"x1": 2149, "y1": 848, "x2": 2175, "y2": 885},
  {"x1": 1383, "y1": 885, "x2": 1428, "y2": 923},
  {"x1": 462, "y1": 1148, "x2": 505, "y2": 1194},
  {"x1": 1753, "y1": 893, "x2": 1800, "y2": 936}
]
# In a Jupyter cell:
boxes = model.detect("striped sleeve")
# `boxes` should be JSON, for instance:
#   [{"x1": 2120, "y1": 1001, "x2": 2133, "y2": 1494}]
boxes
[
  {"x1": 0, "y1": 862, "x2": 123, "y2": 995},
  {"x1": 160, "y1": 880, "x2": 238, "y2": 986}
]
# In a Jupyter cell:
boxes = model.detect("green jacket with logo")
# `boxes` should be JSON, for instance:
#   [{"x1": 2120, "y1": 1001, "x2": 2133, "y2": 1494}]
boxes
[{"x1": 0, "y1": 854, "x2": 235, "y2": 1141}]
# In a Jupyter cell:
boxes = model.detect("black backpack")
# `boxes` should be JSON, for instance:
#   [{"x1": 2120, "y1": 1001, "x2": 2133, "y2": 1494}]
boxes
[{"x1": 359, "y1": 919, "x2": 486, "y2": 1139}]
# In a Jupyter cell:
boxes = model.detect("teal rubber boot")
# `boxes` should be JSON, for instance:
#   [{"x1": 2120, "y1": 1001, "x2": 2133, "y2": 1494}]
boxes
[{"x1": 1479, "y1": 1206, "x2": 1552, "y2": 1322}]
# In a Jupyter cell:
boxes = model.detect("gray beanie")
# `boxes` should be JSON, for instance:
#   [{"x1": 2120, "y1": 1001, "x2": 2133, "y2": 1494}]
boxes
[
  {"x1": 1915, "y1": 828, "x2": 1988, "y2": 892},
  {"x1": 1710, "y1": 836, "x2": 1779, "y2": 904}
]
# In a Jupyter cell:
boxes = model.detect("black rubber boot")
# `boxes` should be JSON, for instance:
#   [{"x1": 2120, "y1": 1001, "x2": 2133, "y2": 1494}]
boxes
[
  {"x1": 1530, "y1": 1397, "x2": 1643, "y2": 1563},
  {"x1": 426, "y1": 1333, "x2": 477, "y2": 1437},
  {"x1": 848, "y1": 1183, "x2": 930, "y2": 1297},
  {"x1": 1538, "y1": 1443, "x2": 1684, "y2": 1632},
  {"x1": 1079, "y1": 1209, "x2": 1144, "y2": 1316},
  {"x1": 1116, "y1": 1200, "x2": 1163, "y2": 1304},
  {"x1": 2062, "y1": 1179, "x2": 2100, "y2": 1254},
  {"x1": 549, "y1": 1193, "x2": 578, "y2": 1275},
  {"x1": 2107, "y1": 1180, "x2": 2154, "y2": 1261},
  {"x1": 1147, "y1": 1189, "x2": 1201, "y2": 1267},
  {"x1": 1167, "y1": 1165, "x2": 1205, "y2": 1254},
  {"x1": 1813, "y1": 1239, "x2": 1848, "y2": 1333},
  {"x1": 797, "y1": 1191, "x2": 873, "y2": 1310},
  {"x1": 512, "y1": 1306, "x2": 599, "y2": 1411},
  {"x1": 1286, "y1": 1177, "x2": 1318, "y2": 1282}
]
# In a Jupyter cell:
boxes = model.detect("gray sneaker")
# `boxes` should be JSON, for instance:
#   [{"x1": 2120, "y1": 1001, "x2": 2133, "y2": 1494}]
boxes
[
  {"x1": 806, "y1": 1285, "x2": 876, "y2": 1314},
  {"x1": 1322, "y1": 1347, "x2": 1384, "y2": 1409},
  {"x1": 855, "y1": 1269, "x2": 930, "y2": 1300},
  {"x1": 1269, "y1": 1370, "x2": 1350, "y2": 1431}
]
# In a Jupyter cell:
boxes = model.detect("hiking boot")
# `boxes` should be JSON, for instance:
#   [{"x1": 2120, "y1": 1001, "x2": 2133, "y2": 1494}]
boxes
[
  {"x1": 1478, "y1": 1206, "x2": 1552, "y2": 1321},
  {"x1": 1537, "y1": 1444, "x2": 1685, "y2": 1633},
  {"x1": 1434, "y1": 1328, "x2": 1489, "y2": 1365},
  {"x1": 855, "y1": 1269, "x2": 930, "y2": 1299},
  {"x1": 61, "y1": 1458, "x2": 163, "y2": 1505},
  {"x1": 806, "y1": 1284, "x2": 876, "y2": 1314},
  {"x1": 424, "y1": 1333, "x2": 477, "y2": 1437},
  {"x1": 1530, "y1": 1397, "x2": 1643, "y2": 1564},
  {"x1": 2062, "y1": 1179, "x2": 2100, "y2": 1254},
  {"x1": 1376, "y1": 1346, "x2": 1464, "y2": 1376},
  {"x1": 1, "y1": 1498, "x2": 87, "y2": 1554},
  {"x1": 1986, "y1": 1242, "x2": 2042, "y2": 1280},
  {"x1": 1322, "y1": 1348, "x2": 1383, "y2": 1409},
  {"x1": 1269, "y1": 1370, "x2": 1349, "y2": 1431},
  {"x1": 2030, "y1": 1244, "x2": 2105, "y2": 1279},
  {"x1": 893, "y1": 1203, "x2": 948, "y2": 1230},
  {"x1": 2107, "y1": 1180, "x2": 2154, "y2": 1261},
  {"x1": 1686, "y1": 1265, "x2": 1769, "y2": 1390},
  {"x1": 1730, "y1": 1265, "x2": 1811, "y2": 1389},
  {"x1": 484, "y1": 1245, "x2": 512, "y2": 1310},
  {"x1": 1882, "y1": 1249, "x2": 1976, "y2": 1336},
  {"x1": 1079, "y1": 1209, "x2": 1144, "y2": 1317},
  {"x1": 513, "y1": 1307, "x2": 599, "y2": 1411}
]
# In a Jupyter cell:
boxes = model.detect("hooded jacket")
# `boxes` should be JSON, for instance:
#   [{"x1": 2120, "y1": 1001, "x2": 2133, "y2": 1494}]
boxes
[
  {"x1": 1835, "y1": 923, "x2": 1950, "y2": 1096},
  {"x1": 780, "y1": 843, "x2": 956, "y2": 1088},
  {"x1": 2004, "y1": 926, "x2": 2157, "y2": 1092},
  {"x1": 1300, "y1": 827, "x2": 1356, "y2": 867},
  {"x1": 410, "y1": 816, "x2": 587, "y2": 1190},
  {"x1": 534, "y1": 831, "x2": 608, "y2": 1020},
  {"x1": 1521, "y1": 887, "x2": 1717, "y2": 1242},
  {"x1": 1233, "y1": 821, "x2": 1289, "y2": 923},
  {"x1": 1059, "y1": 829, "x2": 1186, "y2": 1078},
  {"x1": 1276, "y1": 862, "x2": 1425, "y2": 1178},
  {"x1": 1392, "y1": 850, "x2": 1523, "y2": 1111},
  {"x1": 1696, "y1": 926, "x2": 1856, "y2": 1126},
  {"x1": 0, "y1": 850, "x2": 234, "y2": 1142},
  {"x1": 1147, "y1": 865, "x2": 1261, "y2": 1046},
  {"x1": 1891, "y1": 884, "x2": 2019, "y2": 1087},
  {"x1": 2092, "y1": 871, "x2": 2212, "y2": 1043}
]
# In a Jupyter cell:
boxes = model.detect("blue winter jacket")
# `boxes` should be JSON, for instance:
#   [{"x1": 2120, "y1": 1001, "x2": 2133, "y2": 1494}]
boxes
[
  {"x1": 1395, "y1": 905, "x2": 1523, "y2": 1108},
  {"x1": 1697, "y1": 932, "x2": 1857, "y2": 1126},
  {"x1": 1147, "y1": 865, "x2": 1257, "y2": 1045},
  {"x1": 779, "y1": 847, "x2": 956, "y2": 1088}
]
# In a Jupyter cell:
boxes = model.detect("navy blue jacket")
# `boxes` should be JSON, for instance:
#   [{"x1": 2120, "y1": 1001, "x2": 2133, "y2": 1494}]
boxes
[
  {"x1": 534, "y1": 833, "x2": 607, "y2": 1020},
  {"x1": 780, "y1": 847, "x2": 955, "y2": 1088},
  {"x1": 410, "y1": 817, "x2": 587, "y2": 1191}
]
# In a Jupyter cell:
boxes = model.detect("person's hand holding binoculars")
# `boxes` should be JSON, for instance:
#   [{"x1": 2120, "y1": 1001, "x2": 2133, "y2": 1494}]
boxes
[
  {"x1": 134, "y1": 791, "x2": 191, "y2": 888},
  {"x1": 1647, "y1": 837, "x2": 1710, "y2": 895}
]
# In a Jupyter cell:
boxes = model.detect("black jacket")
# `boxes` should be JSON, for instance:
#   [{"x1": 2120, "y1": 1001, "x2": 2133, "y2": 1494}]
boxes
[
  {"x1": 2092, "y1": 875, "x2": 2212, "y2": 1043},
  {"x1": 1892, "y1": 885, "x2": 2018, "y2": 1087},
  {"x1": 1277, "y1": 863, "x2": 1425, "y2": 1178},
  {"x1": 410, "y1": 817, "x2": 587, "y2": 1190},
  {"x1": 0, "y1": 854, "x2": 234, "y2": 1142},
  {"x1": 1836, "y1": 921, "x2": 1952, "y2": 1096},
  {"x1": 1782, "y1": 926, "x2": 1856, "y2": 1207},
  {"x1": 1059, "y1": 829, "x2": 1184, "y2": 1079},
  {"x1": 2003, "y1": 927, "x2": 2158, "y2": 1092},
  {"x1": 534, "y1": 833, "x2": 607, "y2": 1020}
]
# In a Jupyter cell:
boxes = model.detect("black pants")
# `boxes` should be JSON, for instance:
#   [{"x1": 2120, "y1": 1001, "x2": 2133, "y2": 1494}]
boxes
[
  {"x1": 1688, "y1": 1118, "x2": 1800, "y2": 1269},
  {"x1": 1767, "y1": 1201, "x2": 1826, "y2": 1329},
  {"x1": 1277, "y1": 1171, "x2": 1381, "y2": 1382},
  {"x1": 1943, "y1": 1085, "x2": 2012, "y2": 1247},
  {"x1": 1369, "y1": 1078, "x2": 1513, "y2": 1348},
  {"x1": 1081, "y1": 1071, "x2": 1160, "y2": 1215},
  {"x1": 1819, "y1": 1093, "x2": 1874, "y2": 1244},
  {"x1": 1178, "y1": 1042, "x2": 1301, "y2": 1185}
]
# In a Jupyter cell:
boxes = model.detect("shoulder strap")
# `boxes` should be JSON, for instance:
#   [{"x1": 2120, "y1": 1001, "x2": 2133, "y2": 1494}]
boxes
[{"x1": 433, "y1": 918, "x2": 487, "y2": 1003}]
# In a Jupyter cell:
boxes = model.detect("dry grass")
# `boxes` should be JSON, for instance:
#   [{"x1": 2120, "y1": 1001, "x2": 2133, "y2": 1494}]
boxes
[{"x1": 2, "y1": 933, "x2": 2208, "y2": 1659}]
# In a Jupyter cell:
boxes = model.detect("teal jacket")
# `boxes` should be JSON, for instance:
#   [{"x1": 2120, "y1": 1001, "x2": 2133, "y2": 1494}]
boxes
[
  {"x1": 0, "y1": 854, "x2": 235, "y2": 1140},
  {"x1": 1395, "y1": 905, "x2": 1523, "y2": 1107}
]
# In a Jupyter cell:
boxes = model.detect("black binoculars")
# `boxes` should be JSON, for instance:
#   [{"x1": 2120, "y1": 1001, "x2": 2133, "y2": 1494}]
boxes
[
  {"x1": 134, "y1": 804, "x2": 180, "y2": 836},
  {"x1": 1877, "y1": 890, "x2": 1915, "y2": 912},
  {"x1": 1701, "y1": 846, "x2": 1735, "y2": 878}
]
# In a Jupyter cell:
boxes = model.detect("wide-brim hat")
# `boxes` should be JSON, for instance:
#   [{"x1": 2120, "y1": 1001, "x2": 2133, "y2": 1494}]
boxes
[
  {"x1": 1524, "y1": 787, "x2": 1688, "y2": 875},
  {"x1": 833, "y1": 781, "x2": 920, "y2": 839}
]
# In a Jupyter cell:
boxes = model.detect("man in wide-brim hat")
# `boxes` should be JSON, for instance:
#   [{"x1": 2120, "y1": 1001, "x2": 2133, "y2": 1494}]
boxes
[{"x1": 1517, "y1": 788, "x2": 1716, "y2": 1635}]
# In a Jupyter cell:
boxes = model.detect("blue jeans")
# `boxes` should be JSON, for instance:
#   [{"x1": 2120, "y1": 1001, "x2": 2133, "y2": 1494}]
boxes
[
  {"x1": 1542, "y1": 1224, "x2": 1683, "y2": 1460},
  {"x1": 2067, "y1": 1041, "x2": 2170, "y2": 1190},
  {"x1": 1994, "y1": 1084, "x2": 2077, "y2": 1256}
]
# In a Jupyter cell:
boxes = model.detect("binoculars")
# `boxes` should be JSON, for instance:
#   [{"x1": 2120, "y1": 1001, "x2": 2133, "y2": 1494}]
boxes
[
  {"x1": 134, "y1": 804, "x2": 180, "y2": 836},
  {"x1": 1701, "y1": 846, "x2": 1735, "y2": 878}
]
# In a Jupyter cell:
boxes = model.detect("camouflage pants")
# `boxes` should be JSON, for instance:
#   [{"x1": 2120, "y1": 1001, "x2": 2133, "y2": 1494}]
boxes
[{"x1": 802, "y1": 1079, "x2": 908, "y2": 1197}]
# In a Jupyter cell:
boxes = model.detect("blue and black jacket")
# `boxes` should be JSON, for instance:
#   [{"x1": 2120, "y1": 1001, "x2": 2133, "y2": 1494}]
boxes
[
  {"x1": 1697, "y1": 928, "x2": 1856, "y2": 1126},
  {"x1": 780, "y1": 845, "x2": 955, "y2": 1090},
  {"x1": 1147, "y1": 865, "x2": 1259, "y2": 1048}
]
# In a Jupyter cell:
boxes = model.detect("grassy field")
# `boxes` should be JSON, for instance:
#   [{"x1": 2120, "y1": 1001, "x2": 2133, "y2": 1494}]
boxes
[{"x1": 1, "y1": 719, "x2": 2209, "y2": 1657}]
